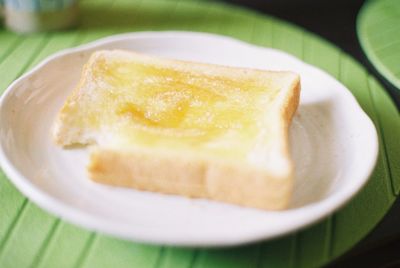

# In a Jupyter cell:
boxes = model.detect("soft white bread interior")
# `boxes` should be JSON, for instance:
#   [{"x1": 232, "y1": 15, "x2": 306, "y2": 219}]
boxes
[{"x1": 53, "y1": 50, "x2": 301, "y2": 210}]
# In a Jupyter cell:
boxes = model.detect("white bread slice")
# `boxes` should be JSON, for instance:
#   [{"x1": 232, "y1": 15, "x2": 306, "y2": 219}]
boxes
[{"x1": 53, "y1": 50, "x2": 300, "y2": 210}]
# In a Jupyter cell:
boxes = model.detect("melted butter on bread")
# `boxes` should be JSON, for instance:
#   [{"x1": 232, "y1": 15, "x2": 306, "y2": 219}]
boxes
[{"x1": 53, "y1": 50, "x2": 300, "y2": 210}]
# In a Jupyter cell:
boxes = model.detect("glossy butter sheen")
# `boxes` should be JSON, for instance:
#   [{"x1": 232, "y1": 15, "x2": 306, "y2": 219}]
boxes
[{"x1": 63, "y1": 52, "x2": 281, "y2": 158}]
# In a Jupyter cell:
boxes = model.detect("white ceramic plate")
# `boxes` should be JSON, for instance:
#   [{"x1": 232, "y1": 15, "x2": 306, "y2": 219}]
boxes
[{"x1": 0, "y1": 32, "x2": 378, "y2": 247}]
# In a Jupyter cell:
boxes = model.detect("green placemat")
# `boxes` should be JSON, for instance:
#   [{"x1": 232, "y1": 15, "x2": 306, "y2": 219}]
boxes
[
  {"x1": 358, "y1": 0, "x2": 400, "y2": 90},
  {"x1": 0, "y1": 0, "x2": 399, "y2": 267}
]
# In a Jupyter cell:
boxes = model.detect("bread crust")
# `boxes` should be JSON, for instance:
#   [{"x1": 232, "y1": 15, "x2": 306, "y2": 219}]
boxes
[
  {"x1": 54, "y1": 50, "x2": 301, "y2": 210},
  {"x1": 89, "y1": 148, "x2": 293, "y2": 210}
]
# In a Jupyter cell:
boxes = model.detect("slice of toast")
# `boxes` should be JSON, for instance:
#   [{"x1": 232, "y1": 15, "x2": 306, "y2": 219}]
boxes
[{"x1": 53, "y1": 50, "x2": 300, "y2": 210}]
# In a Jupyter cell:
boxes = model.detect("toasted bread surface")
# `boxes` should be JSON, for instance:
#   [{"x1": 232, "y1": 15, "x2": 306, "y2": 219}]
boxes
[{"x1": 53, "y1": 50, "x2": 300, "y2": 210}]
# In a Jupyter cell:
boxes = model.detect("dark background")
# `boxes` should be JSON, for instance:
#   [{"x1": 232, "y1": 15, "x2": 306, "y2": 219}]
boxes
[{"x1": 223, "y1": 0, "x2": 400, "y2": 267}]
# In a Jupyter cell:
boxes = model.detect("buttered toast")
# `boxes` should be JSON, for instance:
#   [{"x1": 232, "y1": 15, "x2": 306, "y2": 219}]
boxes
[{"x1": 53, "y1": 50, "x2": 300, "y2": 210}]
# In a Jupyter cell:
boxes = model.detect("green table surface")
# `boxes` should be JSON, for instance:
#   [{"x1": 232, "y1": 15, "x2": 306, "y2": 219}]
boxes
[
  {"x1": 1, "y1": 0, "x2": 400, "y2": 267},
  {"x1": 358, "y1": 0, "x2": 400, "y2": 90}
]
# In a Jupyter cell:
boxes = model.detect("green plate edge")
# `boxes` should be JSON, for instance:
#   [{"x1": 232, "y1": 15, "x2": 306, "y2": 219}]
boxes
[
  {"x1": 357, "y1": 0, "x2": 400, "y2": 90},
  {"x1": 0, "y1": 0, "x2": 399, "y2": 267}
]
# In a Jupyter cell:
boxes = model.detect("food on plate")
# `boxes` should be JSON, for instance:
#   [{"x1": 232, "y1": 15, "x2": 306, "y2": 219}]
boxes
[{"x1": 53, "y1": 50, "x2": 300, "y2": 210}]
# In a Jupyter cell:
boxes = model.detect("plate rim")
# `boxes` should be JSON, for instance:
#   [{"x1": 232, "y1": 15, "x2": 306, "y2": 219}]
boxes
[{"x1": 0, "y1": 31, "x2": 379, "y2": 247}]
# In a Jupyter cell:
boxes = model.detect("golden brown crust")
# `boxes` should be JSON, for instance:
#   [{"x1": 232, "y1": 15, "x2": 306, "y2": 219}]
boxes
[{"x1": 275, "y1": 78, "x2": 301, "y2": 204}]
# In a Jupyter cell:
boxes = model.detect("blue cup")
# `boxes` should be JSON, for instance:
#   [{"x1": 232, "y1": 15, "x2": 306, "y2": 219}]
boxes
[{"x1": 4, "y1": 0, "x2": 79, "y2": 33}]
